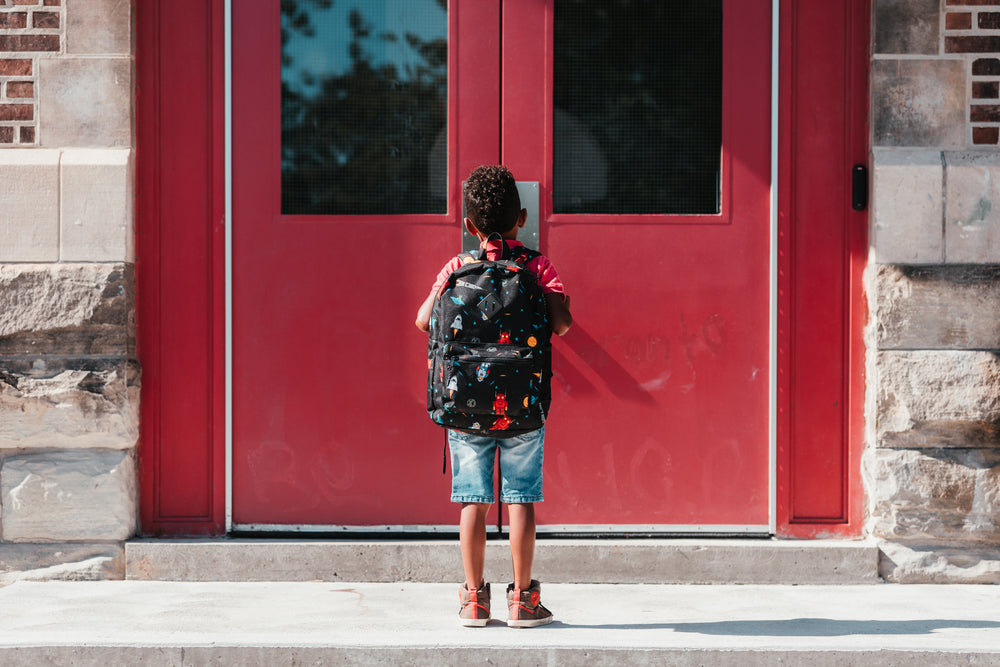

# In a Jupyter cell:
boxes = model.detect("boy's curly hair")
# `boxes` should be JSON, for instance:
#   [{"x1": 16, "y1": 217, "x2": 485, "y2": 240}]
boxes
[{"x1": 464, "y1": 165, "x2": 521, "y2": 236}]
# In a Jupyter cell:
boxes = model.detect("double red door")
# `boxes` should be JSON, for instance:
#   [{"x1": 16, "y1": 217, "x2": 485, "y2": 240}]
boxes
[
  {"x1": 137, "y1": 0, "x2": 867, "y2": 536},
  {"x1": 230, "y1": 0, "x2": 772, "y2": 531}
]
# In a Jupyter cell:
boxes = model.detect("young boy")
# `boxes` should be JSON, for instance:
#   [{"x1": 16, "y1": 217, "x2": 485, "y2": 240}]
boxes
[{"x1": 415, "y1": 165, "x2": 572, "y2": 627}]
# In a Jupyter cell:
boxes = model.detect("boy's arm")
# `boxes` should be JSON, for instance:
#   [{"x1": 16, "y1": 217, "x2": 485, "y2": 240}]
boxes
[
  {"x1": 545, "y1": 292, "x2": 573, "y2": 336},
  {"x1": 415, "y1": 289, "x2": 436, "y2": 332}
]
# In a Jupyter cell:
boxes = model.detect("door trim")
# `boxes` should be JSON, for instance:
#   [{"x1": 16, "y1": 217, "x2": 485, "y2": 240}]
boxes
[
  {"x1": 774, "y1": 0, "x2": 869, "y2": 536},
  {"x1": 224, "y1": 0, "x2": 234, "y2": 532},
  {"x1": 769, "y1": 0, "x2": 779, "y2": 536},
  {"x1": 137, "y1": 0, "x2": 227, "y2": 536}
]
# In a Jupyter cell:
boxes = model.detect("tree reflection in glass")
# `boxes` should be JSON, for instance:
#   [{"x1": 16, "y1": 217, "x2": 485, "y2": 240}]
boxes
[{"x1": 281, "y1": 0, "x2": 448, "y2": 215}]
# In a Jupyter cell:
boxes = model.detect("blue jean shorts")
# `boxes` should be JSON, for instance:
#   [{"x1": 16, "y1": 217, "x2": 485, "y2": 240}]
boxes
[{"x1": 448, "y1": 427, "x2": 545, "y2": 504}]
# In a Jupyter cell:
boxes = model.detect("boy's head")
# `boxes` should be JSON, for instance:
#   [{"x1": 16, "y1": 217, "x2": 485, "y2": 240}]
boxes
[{"x1": 463, "y1": 165, "x2": 522, "y2": 236}]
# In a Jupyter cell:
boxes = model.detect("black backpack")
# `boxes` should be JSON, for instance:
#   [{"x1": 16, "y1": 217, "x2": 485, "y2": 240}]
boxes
[{"x1": 427, "y1": 239, "x2": 551, "y2": 437}]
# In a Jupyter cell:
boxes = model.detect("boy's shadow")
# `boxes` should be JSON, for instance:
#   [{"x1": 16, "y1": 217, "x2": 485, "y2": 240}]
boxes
[
  {"x1": 541, "y1": 618, "x2": 1000, "y2": 636},
  {"x1": 558, "y1": 326, "x2": 656, "y2": 405}
]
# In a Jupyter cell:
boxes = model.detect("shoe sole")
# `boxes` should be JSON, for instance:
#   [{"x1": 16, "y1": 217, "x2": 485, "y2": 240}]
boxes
[
  {"x1": 507, "y1": 616, "x2": 553, "y2": 628},
  {"x1": 459, "y1": 617, "x2": 490, "y2": 627}
]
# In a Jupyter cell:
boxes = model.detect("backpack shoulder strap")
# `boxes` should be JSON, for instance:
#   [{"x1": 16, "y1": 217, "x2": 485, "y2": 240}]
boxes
[{"x1": 436, "y1": 252, "x2": 478, "y2": 297}]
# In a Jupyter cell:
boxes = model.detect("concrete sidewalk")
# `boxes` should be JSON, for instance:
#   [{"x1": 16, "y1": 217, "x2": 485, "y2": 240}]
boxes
[{"x1": 1, "y1": 581, "x2": 999, "y2": 665}]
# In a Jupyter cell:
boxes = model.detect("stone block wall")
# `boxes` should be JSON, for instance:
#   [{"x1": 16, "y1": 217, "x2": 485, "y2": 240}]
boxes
[
  {"x1": 0, "y1": 0, "x2": 133, "y2": 582},
  {"x1": 869, "y1": 0, "x2": 1000, "y2": 582}
]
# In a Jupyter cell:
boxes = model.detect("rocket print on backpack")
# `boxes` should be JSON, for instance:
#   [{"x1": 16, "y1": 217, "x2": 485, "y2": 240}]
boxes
[{"x1": 427, "y1": 236, "x2": 552, "y2": 437}]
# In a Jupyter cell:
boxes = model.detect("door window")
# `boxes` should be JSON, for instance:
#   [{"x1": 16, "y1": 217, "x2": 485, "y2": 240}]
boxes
[
  {"x1": 553, "y1": 1, "x2": 722, "y2": 215},
  {"x1": 280, "y1": 0, "x2": 448, "y2": 215}
]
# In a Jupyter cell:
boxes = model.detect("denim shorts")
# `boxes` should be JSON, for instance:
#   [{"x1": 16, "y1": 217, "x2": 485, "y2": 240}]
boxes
[{"x1": 448, "y1": 427, "x2": 545, "y2": 504}]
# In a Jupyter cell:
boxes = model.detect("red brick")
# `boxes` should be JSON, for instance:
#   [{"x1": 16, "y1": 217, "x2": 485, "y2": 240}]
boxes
[
  {"x1": 946, "y1": 35, "x2": 1000, "y2": 52},
  {"x1": 0, "y1": 35, "x2": 58, "y2": 52},
  {"x1": 971, "y1": 105, "x2": 1000, "y2": 122},
  {"x1": 10, "y1": 0, "x2": 41, "y2": 5},
  {"x1": 32, "y1": 11, "x2": 59, "y2": 29},
  {"x1": 0, "y1": 127, "x2": 12, "y2": 144},
  {"x1": 980, "y1": 12, "x2": 1000, "y2": 29},
  {"x1": 19, "y1": 125, "x2": 34, "y2": 143},
  {"x1": 0, "y1": 12, "x2": 28, "y2": 29},
  {"x1": 0, "y1": 59, "x2": 32, "y2": 76},
  {"x1": 43, "y1": 0, "x2": 60, "y2": 4},
  {"x1": 6, "y1": 81, "x2": 34, "y2": 99},
  {"x1": 974, "y1": 58, "x2": 1000, "y2": 75},
  {"x1": 974, "y1": 126, "x2": 1000, "y2": 144},
  {"x1": 947, "y1": 12, "x2": 973, "y2": 29},
  {"x1": 0, "y1": 104, "x2": 32, "y2": 121},
  {"x1": 974, "y1": 81, "x2": 1000, "y2": 98}
]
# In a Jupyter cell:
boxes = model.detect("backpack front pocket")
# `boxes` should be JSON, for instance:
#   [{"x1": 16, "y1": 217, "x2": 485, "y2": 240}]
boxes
[{"x1": 439, "y1": 344, "x2": 540, "y2": 417}]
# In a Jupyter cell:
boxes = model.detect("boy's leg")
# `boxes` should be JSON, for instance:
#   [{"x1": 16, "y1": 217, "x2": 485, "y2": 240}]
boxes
[
  {"x1": 497, "y1": 427, "x2": 545, "y2": 589},
  {"x1": 449, "y1": 429, "x2": 498, "y2": 588},
  {"x1": 497, "y1": 428, "x2": 552, "y2": 626},
  {"x1": 459, "y1": 502, "x2": 491, "y2": 589},
  {"x1": 506, "y1": 502, "x2": 535, "y2": 590},
  {"x1": 504, "y1": 501, "x2": 552, "y2": 627}
]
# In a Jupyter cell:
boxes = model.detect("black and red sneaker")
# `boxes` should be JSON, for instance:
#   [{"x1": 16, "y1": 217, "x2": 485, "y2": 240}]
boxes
[
  {"x1": 506, "y1": 580, "x2": 553, "y2": 628},
  {"x1": 458, "y1": 582, "x2": 491, "y2": 627}
]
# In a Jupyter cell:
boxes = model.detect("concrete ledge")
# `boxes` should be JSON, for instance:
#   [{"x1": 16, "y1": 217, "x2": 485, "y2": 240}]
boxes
[
  {"x1": 2, "y1": 647, "x2": 996, "y2": 666},
  {"x1": 125, "y1": 539, "x2": 880, "y2": 585},
  {"x1": 1, "y1": 582, "x2": 999, "y2": 666}
]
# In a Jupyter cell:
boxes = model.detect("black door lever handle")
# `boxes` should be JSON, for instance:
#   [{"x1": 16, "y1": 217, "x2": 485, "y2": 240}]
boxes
[{"x1": 852, "y1": 164, "x2": 867, "y2": 211}]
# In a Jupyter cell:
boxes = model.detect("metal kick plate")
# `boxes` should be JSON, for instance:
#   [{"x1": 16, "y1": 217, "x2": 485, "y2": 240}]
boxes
[{"x1": 462, "y1": 181, "x2": 540, "y2": 253}]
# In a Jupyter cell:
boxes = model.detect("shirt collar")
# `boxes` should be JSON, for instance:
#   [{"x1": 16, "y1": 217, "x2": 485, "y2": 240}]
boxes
[{"x1": 481, "y1": 238, "x2": 523, "y2": 260}]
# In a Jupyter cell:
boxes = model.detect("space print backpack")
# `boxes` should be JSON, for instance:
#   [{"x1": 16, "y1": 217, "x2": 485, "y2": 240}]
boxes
[{"x1": 427, "y1": 238, "x2": 552, "y2": 437}]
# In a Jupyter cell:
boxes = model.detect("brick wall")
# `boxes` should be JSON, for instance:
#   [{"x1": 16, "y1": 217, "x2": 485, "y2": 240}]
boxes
[
  {"x1": 945, "y1": 0, "x2": 1000, "y2": 145},
  {"x1": 869, "y1": 0, "x2": 1000, "y2": 582},
  {"x1": 0, "y1": 0, "x2": 61, "y2": 146},
  {"x1": 0, "y1": 0, "x2": 135, "y2": 582}
]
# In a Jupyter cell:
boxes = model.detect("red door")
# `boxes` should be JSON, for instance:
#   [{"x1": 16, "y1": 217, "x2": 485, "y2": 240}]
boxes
[
  {"x1": 232, "y1": 1, "x2": 494, "y2": 528},
  {"x1": 231, "y1": 0, "x2": 771, "y2": 530},
  {"x1": 501, "y1": 2, "x2": 772, "y2": 529}
]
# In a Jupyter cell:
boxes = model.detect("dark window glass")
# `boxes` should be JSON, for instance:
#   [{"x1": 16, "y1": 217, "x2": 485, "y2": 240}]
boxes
[
  {"x1": 554, "y1": 0, "x2": 722, "y2": 215},
  {"x1": 281, "y1": 0, "x2": 448, "y2": 215}
]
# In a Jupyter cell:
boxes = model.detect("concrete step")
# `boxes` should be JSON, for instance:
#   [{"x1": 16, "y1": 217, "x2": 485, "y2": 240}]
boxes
[
  {"x1": 125, "y1": 538, "x2": 880, "y2": 584},
  {"x1": 1, "y1": 581, "x2": 999, "y2": 666}
]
